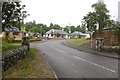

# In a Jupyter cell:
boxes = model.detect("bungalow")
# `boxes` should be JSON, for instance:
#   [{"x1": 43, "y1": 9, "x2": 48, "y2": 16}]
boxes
[
  {"x1": 2, "y1": 27, "x2": 23, "y2": 41},
  {"x1": 44, "y1": 29, "x2": 70, "y2": 39},
  {"x1": 71, "y1": 31, "x2": 85, "y2": 39},
  {"x1": 33, "y1": 32, "x2": 42, "y2": 38}
]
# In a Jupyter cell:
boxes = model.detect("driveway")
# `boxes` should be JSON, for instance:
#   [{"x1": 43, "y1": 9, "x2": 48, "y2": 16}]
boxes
[{"x1": 31, "y1": 40, "x2": 119, "y2": 78}]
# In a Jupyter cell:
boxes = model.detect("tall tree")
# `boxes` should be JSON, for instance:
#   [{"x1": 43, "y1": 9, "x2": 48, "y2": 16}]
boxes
[
  {"x1": 83, "y1": 12, "x2": 97, "y2": 31},
  {"x1": 82, "y1": 1, "x2": 112, "y2": 32},
  {"x1": 2, "y1": 2, "x2": 28, "y2": 31},
  {"x1": 92, "y1": 2, "x2": 111, "y2": 30}
]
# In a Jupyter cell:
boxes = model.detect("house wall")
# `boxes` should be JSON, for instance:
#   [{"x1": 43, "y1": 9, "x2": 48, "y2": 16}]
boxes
[
  {"x1": 46, "y1": 34, "x2": 69, "y2": 39},
  {"x1": 54, "y1": 34, "x2": 63, "y2": 39},
  {"x1": 2, "y1": 32, "x2": 6, "y2": 41},
  {"x1": 45, "y1": 34, "x2": 55, "y2": 38},
  {"x1": 2, "y1": 32, "x2": 23, "y2": 41},
  {"x1": 64, "y1": 35, "x2": 70, "y2": 39},
  {"x1": 9, "y1": 32, "x2": 14, "y2": 39},
  {"x1": 14, "y1": 32, "x2": 23, "y2": 40},
  {"x1": 92, "y1": 30, "x2": 118, "y2": 46}
]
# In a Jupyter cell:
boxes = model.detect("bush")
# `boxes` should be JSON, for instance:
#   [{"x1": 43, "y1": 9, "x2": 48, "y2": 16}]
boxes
[
  {"x1": 29, "y1": 35, "x2": 33, "y2": 39},
  {"x1": 30, "y1": 38, "x2": 41, "y2": 42},
  {"x1": 5, "y1": 32, "x2": 14, "y2": 43},
  {"x1": 13, "y1": 37, "x2": 22, "y2": 43}
]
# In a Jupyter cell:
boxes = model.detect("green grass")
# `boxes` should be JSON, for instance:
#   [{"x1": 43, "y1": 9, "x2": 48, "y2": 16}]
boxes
[
  {"x1": 2, "y1": 41, "x2": 21, "y2": 52},
  {"x1": 68, "y1": 38, "x2": 90, "y2": 46},
  {"x1": 3, "y1": 48, "x2": 55, "y2": 78},
  {"x1": 13, "y1": 38, "x2": 41, "y2": 43},
  {"x1": 47, "y1": 38, "x2": 65, "y2": 40},
  {"x1": 0, "y1": 39, "x2": 1, "y2": 52}
]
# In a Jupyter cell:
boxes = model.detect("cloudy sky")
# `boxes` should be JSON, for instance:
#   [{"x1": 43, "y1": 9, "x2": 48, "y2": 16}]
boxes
[{"x1": 22, "y1": 0, "x2": 120, "y2": 27}]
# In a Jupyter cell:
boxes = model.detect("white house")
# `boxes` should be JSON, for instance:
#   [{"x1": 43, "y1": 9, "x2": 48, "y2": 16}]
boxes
[
  {"x1": 71, "y1": 31, "x2": 84, "y2": 39},
  {"x1": 44, "y1": 29, "x2": 70, "y2": 39}
]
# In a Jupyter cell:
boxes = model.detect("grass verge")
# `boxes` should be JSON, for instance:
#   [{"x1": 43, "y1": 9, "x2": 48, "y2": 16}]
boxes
[
  {"x1": 68, "y1": 38, "x2": 90, "y2": 46},
  {"x1": 2, "y1": 41, "x2": 21, "y2": 52},
  {"x1": 3, "y1": 48, "x2": 55, "y2": 78}
]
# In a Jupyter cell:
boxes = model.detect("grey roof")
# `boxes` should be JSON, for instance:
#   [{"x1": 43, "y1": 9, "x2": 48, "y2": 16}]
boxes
[
  {"x1": 45, "y1": 29, "x2": 68, "y2": 35},
  {"x1": 71, "y1": 31, "x2": 84, "y2": 36},
  {"x1": 5, "y1": 27, "x2": 20, "y2": 32}
]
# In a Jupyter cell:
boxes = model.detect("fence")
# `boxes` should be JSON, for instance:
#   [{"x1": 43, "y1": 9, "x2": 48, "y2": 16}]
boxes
[{"x1": 2, "y1": 46, "x2": 29, "y2": 71}]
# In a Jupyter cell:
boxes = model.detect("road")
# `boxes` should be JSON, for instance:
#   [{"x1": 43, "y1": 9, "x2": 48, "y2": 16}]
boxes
[{"x1": 31, "y1": 40, "x2": 119, "y2": 78}]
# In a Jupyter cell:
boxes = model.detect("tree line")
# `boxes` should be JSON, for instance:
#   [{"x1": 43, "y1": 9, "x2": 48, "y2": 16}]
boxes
[
  {"x1": 25, "y1": 20, "x2": 86, "y2": 36},
  {"x1": 2, "y1": 1, "x2": 120, "y2": 37}
]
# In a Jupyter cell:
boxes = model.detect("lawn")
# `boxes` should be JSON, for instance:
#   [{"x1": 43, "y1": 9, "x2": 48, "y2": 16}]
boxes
[
  {"x1": 68, "y1": 38, "x2": 90, "y2": 46},
  {"x1": 0, "y1": 39, "x2": 1, "y2": 49},
  {"x1": 3, "y1": 48, "x2": 55, "y2": 78},
  {"x1": 2, "y1": 41, "x2": 21, "y2": 52}
]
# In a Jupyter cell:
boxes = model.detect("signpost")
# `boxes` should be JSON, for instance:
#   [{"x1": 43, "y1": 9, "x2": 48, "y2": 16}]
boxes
[{"x1": 87, "y1": 31, "x2": 94, "y2": 49}]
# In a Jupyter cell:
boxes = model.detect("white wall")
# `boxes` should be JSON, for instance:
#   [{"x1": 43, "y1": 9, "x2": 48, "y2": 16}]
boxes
[
  {"x1": 64, "y1": 35, "x2": 70, "y2": 39},
  {"x1": 84, "y1": 34, "x2": 90, "y2": 38}
]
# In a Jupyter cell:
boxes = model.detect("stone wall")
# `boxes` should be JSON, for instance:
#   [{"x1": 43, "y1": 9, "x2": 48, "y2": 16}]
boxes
[
  {"x1": 101, "y1": 46, "x2": 120, "y2": 53},
  {"x1": 2, "y1": 46, "x2": 29, "y2": 71}
]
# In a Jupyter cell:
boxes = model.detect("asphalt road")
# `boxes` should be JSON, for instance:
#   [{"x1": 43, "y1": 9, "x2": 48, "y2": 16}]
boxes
[{"x1": 31, "y1": 40, "x2": 119, "y2": 78}]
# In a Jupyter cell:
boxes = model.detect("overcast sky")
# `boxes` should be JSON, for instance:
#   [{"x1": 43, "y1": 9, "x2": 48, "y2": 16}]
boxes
[{"x1": 22, "y1": 0, "x2": 120, "y2": 27}]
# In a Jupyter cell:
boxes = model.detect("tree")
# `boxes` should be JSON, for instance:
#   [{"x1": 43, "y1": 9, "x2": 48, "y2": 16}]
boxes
[
  {"x1": 49, "y1": 23, "x2": 62, "y2": 30},
  {"x1": 83, "y1": 12, "x2": 97, "y2": 31},
  {"x1": 92, "y1": 2, "x2": 111, "y2": 30},
  {"x1": 70, "y1": 26, "x2": 76, "y2": 33},
  {"x1": 76, "y1": 25, "x2": 86, "y2": 33},
  {"x1": 30, "y1": 26, "x2": 40, "y2": 33},
  {"x1": 75, "y1": 25, "x2": 81, "y2": 32},
  {"x1": 25, "y1": 21, "x2": 34, "y2": 31},
  {"x1": 53, "y1": 24, "x2": 62, "y2": 30},
  {"x1": 64, "y1": 26, "x2": 69, "y2": 33},
  {"x1": 2, "y1": 2, "x2": 28, "y2": 31},
  {"x1": 80, "y1": 25, "x2": 86, "y2": 33},
  {"x1": 82, "y1": 1, "x2": 112, "y2": 32},
  {"x1": 49, "y1": 23, "x2": 54, "y2": 29}
]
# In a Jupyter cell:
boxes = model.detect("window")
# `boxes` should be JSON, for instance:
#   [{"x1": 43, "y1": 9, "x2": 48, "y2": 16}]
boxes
[{"x1": 13, "y1": 32, "x2": 19, "y2": 35}]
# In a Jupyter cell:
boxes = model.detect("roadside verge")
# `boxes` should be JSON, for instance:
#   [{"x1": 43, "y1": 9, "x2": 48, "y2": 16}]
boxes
[
  {"x1": 62, "y1": 41, "x2": 119, "y2": 59},
  {"x1": 3, "y1": 48, "x2": 57, "y2": 79}
]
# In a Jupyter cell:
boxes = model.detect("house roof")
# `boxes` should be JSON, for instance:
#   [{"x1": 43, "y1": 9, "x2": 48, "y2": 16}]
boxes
[
  {"x1": 45, "y1": 29, "x2": 68, "y2": 35},
  {"x1": 5, "y1": 27, "x2": 20, "y2": 32},
  {"x1": 71, "y1": 31, "x2": 84, "y2": 36}
]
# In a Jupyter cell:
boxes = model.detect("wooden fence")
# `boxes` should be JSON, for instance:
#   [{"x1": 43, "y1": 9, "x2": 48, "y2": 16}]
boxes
[{"x1": 2, "y1": 46, "x2": 29, "y2": 71}]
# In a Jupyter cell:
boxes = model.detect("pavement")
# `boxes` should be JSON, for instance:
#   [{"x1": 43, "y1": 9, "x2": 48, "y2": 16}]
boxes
[
  {"x1": 62, "y1": 41, "x2": 120, "y2": 59},
  {"x1": 31, "y1": 40, "x2": 119, "y2": 78}
]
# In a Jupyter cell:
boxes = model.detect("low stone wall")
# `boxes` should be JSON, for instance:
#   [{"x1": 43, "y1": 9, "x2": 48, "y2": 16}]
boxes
[
  {"x1": 101, "y1": 46, "x2": 120, "y2": 53},
  {"x1": 2, "y1": 46, "x2": 29, "y2": 71}
]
